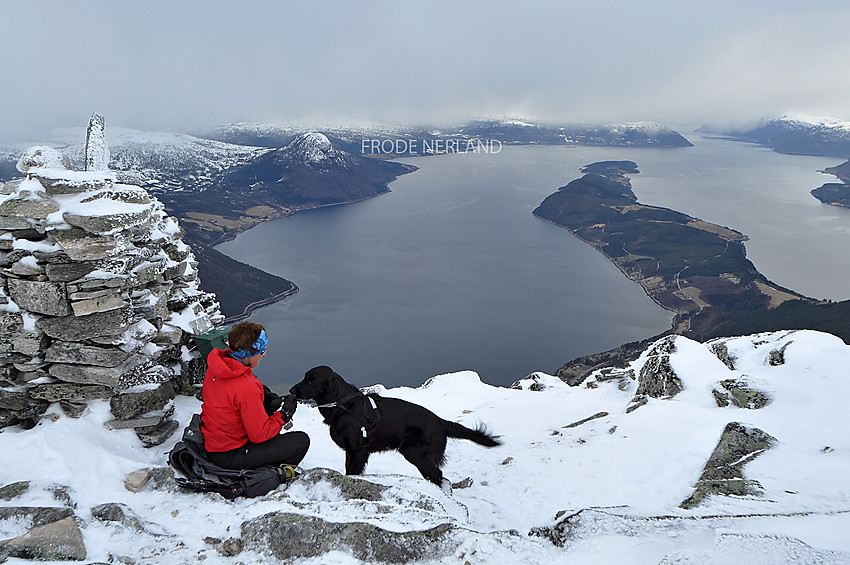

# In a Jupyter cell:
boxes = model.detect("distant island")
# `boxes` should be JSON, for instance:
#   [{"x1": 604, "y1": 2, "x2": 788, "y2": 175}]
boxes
[
  {"x1": 811, "y1": 158, "x2": 850, "y2": 208},
  {"x1": 534, "y1": 161, "x2": 850, "y2": 381}
]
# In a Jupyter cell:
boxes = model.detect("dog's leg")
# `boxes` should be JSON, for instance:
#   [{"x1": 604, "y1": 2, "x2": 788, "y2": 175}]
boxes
[
  {"x1": 399, "y1": 448, "x2": 444, "y2": 487},
  {"x1": 344, "y1": 449, "x2": 370, "y2": 475}
]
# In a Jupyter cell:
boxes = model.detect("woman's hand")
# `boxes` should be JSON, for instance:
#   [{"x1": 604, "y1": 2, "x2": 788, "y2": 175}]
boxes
[{"x1": 280, "y1": 394, "x2": 297, "y2": 421}]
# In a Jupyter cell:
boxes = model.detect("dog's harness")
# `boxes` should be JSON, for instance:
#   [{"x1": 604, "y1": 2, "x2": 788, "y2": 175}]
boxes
[{"x1": 317, "y1": 392, "x2": 382, "y2": 446}]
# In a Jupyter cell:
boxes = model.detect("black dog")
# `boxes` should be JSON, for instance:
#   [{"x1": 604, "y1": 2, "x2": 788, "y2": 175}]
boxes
[{"x1": 290, "y1": 365, "x2": 500, "y2": 489}]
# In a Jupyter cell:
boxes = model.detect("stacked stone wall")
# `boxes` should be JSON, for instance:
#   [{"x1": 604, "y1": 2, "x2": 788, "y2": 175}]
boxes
[{"x1": 0, "y1": 118, "x2": 221, "y2": 445}]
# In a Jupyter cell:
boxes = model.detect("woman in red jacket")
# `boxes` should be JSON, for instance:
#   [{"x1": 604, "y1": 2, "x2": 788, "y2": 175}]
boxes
[{"x1": 201, "y1": 321, "x2": 309, "y2": 472}]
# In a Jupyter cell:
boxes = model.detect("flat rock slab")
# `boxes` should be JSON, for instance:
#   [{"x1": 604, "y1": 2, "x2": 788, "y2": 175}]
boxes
[{"x1": 0, "y1": 517, "x2": 86, "y2": 561}]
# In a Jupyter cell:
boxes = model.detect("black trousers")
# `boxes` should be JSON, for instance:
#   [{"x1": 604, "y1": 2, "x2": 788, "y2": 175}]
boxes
[{"x1": 207, "y1": 431, "x2": 310, "y2": 470}]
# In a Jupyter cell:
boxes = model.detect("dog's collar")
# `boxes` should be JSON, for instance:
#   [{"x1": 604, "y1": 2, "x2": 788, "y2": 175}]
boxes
[{"x1": 316, "y1": 392, "x2": 373, "y2": 410}]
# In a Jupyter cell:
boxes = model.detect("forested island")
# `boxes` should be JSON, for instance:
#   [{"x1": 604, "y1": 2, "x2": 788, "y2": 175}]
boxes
[
  {"x1": 811, "y1": 158, "x2": 850, "y2": 208},
  {"x1": 534, "y1": 161, "x2": 850, "y2": 381}
]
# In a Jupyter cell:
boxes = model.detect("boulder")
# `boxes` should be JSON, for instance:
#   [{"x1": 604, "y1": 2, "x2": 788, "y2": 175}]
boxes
[
  {"x1": 712, "y1": 379, "x2": 770, "y2": 409},
  {"x1": 0, "y1": 517, "x2": 86, "y2": 561},
  {"x1": 152, "y1": 323, "x2": 183, "y2": 345},
  {"x1": 217, "y1": 537, "x2": 243, "y2": 557},
  {"x1": 241, "y1": 512, "x2": 457, "y2": 564}
]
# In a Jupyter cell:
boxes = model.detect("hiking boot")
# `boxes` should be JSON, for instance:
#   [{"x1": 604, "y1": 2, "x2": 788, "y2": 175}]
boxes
[{"x1": 277, "y1": 464, "x2": 302, "y2": 482}]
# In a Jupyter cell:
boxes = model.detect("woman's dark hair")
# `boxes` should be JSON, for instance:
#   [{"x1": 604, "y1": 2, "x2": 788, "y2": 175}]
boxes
[{"x1": 228, "y1": 321, "x2": 266, "y2": 355}]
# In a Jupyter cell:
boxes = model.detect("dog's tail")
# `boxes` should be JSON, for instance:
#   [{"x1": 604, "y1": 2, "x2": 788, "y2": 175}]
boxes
[{"x1": 445, "y1": 421, "x2": 501, "y2": 447}]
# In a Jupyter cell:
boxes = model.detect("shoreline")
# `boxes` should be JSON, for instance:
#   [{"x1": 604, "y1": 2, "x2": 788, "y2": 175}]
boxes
[
  {"x1": 222, "y1": 284, "x2": 300, "y2": 324},
  {"x1": 533, "y1": 164, "x2": 850, "y2": 382},
  {"x1": 207, "y1": 186, "x2": 399, "y2": 248},
  {"x1": 531, "y1": 211, "x2": 680, "y2": 323},
  {"x1": 208, "y1": 164, "x2": 417, "y2": 318}
]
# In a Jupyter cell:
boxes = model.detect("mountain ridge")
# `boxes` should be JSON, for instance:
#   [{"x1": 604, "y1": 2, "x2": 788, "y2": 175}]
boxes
[{"x1": 699, "y1": 114, "x2": 850, "y2": 157}]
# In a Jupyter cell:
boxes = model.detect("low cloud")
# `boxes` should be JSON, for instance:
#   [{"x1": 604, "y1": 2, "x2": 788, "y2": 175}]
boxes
[{"x1": 2, "y1": 1, "x2": 849, "y2": 143}]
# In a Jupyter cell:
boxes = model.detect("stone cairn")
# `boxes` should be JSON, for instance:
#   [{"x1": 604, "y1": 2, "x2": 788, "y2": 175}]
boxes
[{"x1": 0, "y1": 114, "x2": 222, "y2": 446}]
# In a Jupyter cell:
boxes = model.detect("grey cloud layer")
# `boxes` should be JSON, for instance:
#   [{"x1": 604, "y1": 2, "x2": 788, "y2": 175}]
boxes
[{"x1": 2, "y1": 0, "x2": 849, "y2": 142}]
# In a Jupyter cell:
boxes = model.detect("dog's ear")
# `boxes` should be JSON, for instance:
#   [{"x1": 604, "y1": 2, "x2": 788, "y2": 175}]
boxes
[{"x1": 329, "y1": 371, "x2": 342, "y2": 400}]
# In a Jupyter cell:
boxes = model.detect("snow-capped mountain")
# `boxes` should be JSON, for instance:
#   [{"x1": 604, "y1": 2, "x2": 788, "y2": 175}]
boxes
[
  {"x1": 279, "y1": 132, "x2": 350, "y2": 168},
  {"x1": 0, "y1": 127, "x2": 265, "y2": 191},
  {"x1": 699, "y1": 114, "x2": 850, "y2": 157},
  {"x1": 1, "y1": 330, "x2": 848, "y2": 563},
  {"x1": 206, "y1": 132, "x2": 414, "y2": 210},
  {"x1": 201, "y1": 121, "x2": 432, "y2": 154},
  {"x1": 200, "y1": 118, "x2": 694, "y2": 153}
]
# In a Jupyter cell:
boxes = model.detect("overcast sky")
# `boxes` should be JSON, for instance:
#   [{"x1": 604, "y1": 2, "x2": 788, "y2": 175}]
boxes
[{"x1": 2, "y1": 0, "x2": 849, "y2": 143}]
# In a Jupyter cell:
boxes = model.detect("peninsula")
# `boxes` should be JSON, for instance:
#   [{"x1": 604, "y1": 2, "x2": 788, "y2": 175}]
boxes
[
  {"x1": 811, "y1": 158, "x2": 850, "y2": 208},
  {"x1": 534, "y1": 161, "x2": 850, "y2": 381}
]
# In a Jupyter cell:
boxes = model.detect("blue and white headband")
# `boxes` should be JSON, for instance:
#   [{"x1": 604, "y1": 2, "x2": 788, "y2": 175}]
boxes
[{"x1": 230, "y1": 329, "x2": 268, "y2": 359}]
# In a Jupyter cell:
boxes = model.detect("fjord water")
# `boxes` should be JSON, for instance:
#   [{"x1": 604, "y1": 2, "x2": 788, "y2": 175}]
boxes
[{"x1": 217, "y1": 133, "x2": 848, "y2": 389}]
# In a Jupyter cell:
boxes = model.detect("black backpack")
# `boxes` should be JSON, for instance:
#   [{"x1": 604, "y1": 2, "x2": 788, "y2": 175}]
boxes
[{"x1": 167, "y1": 414, "x2": 283, "y2": 500}]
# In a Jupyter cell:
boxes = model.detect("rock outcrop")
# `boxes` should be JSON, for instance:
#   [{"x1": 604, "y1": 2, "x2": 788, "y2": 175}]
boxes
[
  {"x1": 680, "y1": 422, "x2": 777, "y2": 509},
  {"x1": 626, "y1": 335, "x2": 683, "y2": 412},
  {"x1": 241, "y1": 512, "x2": 457, "y2": 563},
  {"x1": 0, "y1": 114, "x2": 221, "y2": 443}
]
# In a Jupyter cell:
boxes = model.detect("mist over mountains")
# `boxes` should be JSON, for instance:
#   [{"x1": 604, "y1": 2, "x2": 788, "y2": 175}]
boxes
[{"x1": 699, "y1": 115, "x2": 850, "y2": 157}]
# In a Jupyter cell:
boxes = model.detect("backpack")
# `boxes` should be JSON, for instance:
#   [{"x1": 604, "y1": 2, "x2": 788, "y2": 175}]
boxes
[{"x1": 167, "y1": 414, "x2": 283, "y2": 500}]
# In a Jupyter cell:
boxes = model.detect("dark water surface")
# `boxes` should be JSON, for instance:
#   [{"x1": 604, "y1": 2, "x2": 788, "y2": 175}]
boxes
[{"x1": 217, "y1": 135, "x2": 848, "y2": 390}]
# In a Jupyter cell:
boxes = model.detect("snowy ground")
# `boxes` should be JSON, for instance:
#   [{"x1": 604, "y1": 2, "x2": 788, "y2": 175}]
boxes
[{"x1": 1, "y1": 329, "x2": 849, "y2": 564}]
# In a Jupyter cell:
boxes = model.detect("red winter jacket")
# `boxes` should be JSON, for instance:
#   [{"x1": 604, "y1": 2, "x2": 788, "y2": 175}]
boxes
[{"x1": 200, "y1": 348, "x2": 285, "y2": 453}]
